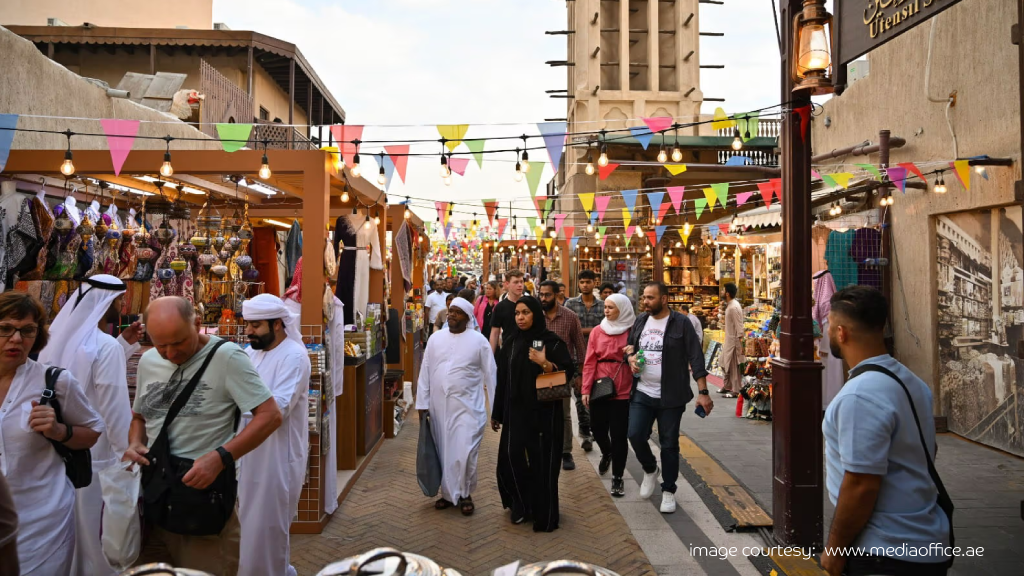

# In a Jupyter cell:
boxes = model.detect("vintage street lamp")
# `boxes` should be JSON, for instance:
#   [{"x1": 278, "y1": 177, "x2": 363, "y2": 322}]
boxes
[{"x1": 792, "y1": 0, "x2": 835, "y2": 95}]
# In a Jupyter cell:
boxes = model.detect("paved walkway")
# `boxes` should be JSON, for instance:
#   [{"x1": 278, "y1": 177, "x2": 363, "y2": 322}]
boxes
[{"x1": 291, "y1": 414, "x2": 657, "y2": 575}]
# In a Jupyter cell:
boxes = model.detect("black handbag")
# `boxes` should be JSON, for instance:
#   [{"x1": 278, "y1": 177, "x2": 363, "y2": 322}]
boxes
[
  {"x1": 141, "y1": 340, "x2": 237, "y2": 536},
  {"x1": 39, "y1": 366, "x2": 93, "y2": 489},
  {"x1": 590, "y1": 360, "x2": 625, "y2": 403}
]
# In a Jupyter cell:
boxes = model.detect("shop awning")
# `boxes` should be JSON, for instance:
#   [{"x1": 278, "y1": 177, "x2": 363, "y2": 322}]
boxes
[{"x1": 709, "y1": 205, "x2": 781, "y2": 229}]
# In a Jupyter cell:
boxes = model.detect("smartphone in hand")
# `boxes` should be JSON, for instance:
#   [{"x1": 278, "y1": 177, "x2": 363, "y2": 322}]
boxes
[{"x1": 695, "y1": 404, "x2": 707, "y2": 418}]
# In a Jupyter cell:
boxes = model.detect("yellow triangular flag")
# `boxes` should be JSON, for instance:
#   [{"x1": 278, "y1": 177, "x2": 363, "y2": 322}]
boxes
[
  {"x1": 544, "y1": 238, "x2": 553, "y2": 252},
  {"x1": 579, "y1": 192, "x2": 595, "y2": 217},
  {"x1": 703, "y1": 187, "x2": 718, "y2": 209},
  {"x1": 679, "y1": 228, "x2": 691, "y2": 245},
  {"x1": 952, "y1": 159, "x2": 971, "y2": 190},
  {"x1": 711, "y1": 107, "x2": 736, "y2": 131},
  {"x1": 437, "y1": 125, "x2": 470, "y2": 152},
  {"x1": 621, "y1": 207, "x2": 632, "y2": 228},
  {"x1": 664, "y1": 164, "x2": 688, "y2": 176},
  {"x1": 534, "y1": 226, "x2": 545, "y2": 242},
  {"x1": 831, "y1": 172, "x2": 854, "y2": 189}
]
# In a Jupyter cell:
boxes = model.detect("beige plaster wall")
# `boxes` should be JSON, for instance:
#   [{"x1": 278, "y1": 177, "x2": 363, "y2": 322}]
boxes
[
  {"x1": 810, "y1": 0, "x2": 1021, "y2": 410},
  {"x1": 1, "y1": 0, "x2": 213, "y2": 29},
  {"x1": 0, "y1": 26, "x2": 218, "y2": 151}
]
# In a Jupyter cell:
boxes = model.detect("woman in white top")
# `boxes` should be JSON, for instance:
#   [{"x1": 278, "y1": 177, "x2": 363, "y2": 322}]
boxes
[{"x1": 0, "y1": 292, "x2": 104, "y2": 575}]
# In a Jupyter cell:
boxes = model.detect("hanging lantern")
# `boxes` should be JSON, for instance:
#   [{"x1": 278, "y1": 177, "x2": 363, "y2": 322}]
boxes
[{"x1": 792, "y1": 0, "x2": 835, "y2": 95}]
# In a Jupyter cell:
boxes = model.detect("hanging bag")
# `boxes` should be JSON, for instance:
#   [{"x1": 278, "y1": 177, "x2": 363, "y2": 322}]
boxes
[
  {"x1": 99, "y1": 461, "x2": 142, "y2": 570},
  {"x1": 39, "y1": 366, "x2": 93, "y2": 488},
  {"x1": 141, "y1": 340, "x2": 237, "y2": 536},
  {"x1": 590, "y1": 360, "x2": 625, "y2": 403},
  {"x1": 416, "y1": 412, "x2": 442, "y2": 497}
]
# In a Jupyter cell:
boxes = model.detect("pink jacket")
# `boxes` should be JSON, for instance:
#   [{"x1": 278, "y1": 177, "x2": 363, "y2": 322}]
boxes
[
  {"x1": 581, "y1": 325, "x2": 632, "y2": 400},
  {"x1": 474, "y1": 295, "x2": 497, "y2": 329}
]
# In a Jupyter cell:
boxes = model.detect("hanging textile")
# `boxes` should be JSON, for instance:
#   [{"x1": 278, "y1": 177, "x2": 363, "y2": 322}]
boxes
[
  {"x1": 824, "y1": 230, "x2": 858, "y2": 289},
  {"x1": 252, "y1": 227, "x2": 282, "y2": 297},
  {"x1": 852, "y1": 227, "x2": 883, "y2": 290},
  {"x1": 285, "y1": 220, "x2": 302, "y2": 286},
  {"x1": 333, "y1": 213, "x2": 383, "y2": 326},
  {"x1": 395, "y1": 221, "x2": 413, "y2": 291}
]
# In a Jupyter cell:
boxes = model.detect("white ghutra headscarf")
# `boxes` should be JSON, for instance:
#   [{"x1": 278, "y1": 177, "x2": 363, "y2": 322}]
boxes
[
  {"x1": 242, "y1": 293, "x2": 304, "y2": 344},
  {"x1": 449, "y1": 297, "x2": 478, "y2": 331},
  {"x1": 39, "y1": 274, "x2": 127, "y2": 379}
]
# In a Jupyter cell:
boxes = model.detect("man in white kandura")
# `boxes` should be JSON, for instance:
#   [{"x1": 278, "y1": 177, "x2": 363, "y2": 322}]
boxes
[
  {"x1": 39, "y1": 275, "x2": 135, "y2": 576},
  {"x1": 237, "y1": 294, "x2": 312, "y2": 576},
  {"x1": 416, "y1": 297, "x2": 497, "y2": 516}
]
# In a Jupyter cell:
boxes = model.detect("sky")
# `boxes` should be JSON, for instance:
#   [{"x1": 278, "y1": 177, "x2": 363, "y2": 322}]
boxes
[{"x1": 213, "y1": 0, "x2": 786, "y2": 225}]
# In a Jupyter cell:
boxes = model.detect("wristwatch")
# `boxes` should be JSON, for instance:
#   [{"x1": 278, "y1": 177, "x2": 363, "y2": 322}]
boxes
[
  {"x1": 698, "y1": 389, "x2": 710, "y2": 396},
  {"x1": 215, "y1": 446, "x2": 234, "y2": 467}
]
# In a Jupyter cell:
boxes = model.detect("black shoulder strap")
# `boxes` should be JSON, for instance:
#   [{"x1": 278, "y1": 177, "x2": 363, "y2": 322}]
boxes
[
  {"x1": 41, "y1": 366, "x2": 65, "y2": 422},
  {"x1": 159, "y1": 339, "x2": 229, "y2": 435},
  {"x1": 850, "y1": 363, "x2": 955, "y2": 552}
]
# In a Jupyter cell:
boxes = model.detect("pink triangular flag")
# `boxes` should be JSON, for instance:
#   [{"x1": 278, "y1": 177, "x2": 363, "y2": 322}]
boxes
[
  {"x1": 598, "y1": 163, "x2": 619, "y2": 180},
  {"x1": 886, "y1": 167, "x2": 908, "y2": 193},
  {"x1": 435, "y1": 201, "x2": 448, "y2": 223},
  {"x1": 554, "y1": 214, "x2": 567, "y2": 234},
  {"x1": 563, "y1": 226, "x2": 574, "y2": 242},
  {"x1": 100, "y1": 119, "x2": 140, "y2": 176},
  {"x1": 642, "y1": 117, "x2": 674, "y2": 134},
  {"x1": 496, "y1": 218, "x2": 508, "y2": 238},
  {"x1": 384, "y1": 145, "x2": 410, "y2": 183},
  {"x1": 595, "y1": 195, "x2": 611, "y2": 222},
  {"x1": 626, "y1": 225, "x2": 635, "y2": 239},
  {"x1": 757, "y1": 182, "x2": 774, "y2": 208},
  {"x1": 735, "y1": 191, "x2": 753, "y2": 207},
  {"x1": 449, "y1": 157, "x2": 470, "y2": 176},
  {"x1": 329, "y1": 125, "x2": 363, "y2": 166},
  {"x1": 667, "y1": 186, "x2": 685, "y2": 214}
]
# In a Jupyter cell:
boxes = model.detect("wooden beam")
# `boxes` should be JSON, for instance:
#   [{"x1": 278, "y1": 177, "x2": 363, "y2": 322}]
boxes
[
  {"x1": 306, "y1": 78, "x2": 313, "y2": 140},
  {"x1": 288, "y1": 59, "x2": 295, "y2": 148},
  {"x1": 246, "y1": 46, "x2": 254, "y2": 97},
  {"x1": 150, "y1": 44, "x2": 156, "y2": 74}
]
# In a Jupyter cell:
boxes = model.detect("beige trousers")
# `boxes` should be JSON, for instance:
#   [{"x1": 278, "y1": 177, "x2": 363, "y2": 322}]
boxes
[{"x1": 135, "y1": 509, "x2": 241, "y2": 576}]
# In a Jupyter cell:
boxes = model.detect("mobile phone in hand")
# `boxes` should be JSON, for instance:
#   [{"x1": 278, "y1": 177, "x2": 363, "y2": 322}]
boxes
[
  {"x1": 695, "y1": 404, "x2": 707, "y2": 418},
  {"x1": 532, "y1": 340, "x2": 544, "y2": 351}
]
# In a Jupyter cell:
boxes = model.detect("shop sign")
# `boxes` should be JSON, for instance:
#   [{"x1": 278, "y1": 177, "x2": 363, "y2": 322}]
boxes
[{"x1": 837, "y1": 0, "x2": 964, "y2": 66}]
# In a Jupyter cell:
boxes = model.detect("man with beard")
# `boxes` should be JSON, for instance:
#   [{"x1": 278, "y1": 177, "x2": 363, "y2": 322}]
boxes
[
  {"x1": 537, "y1": 281, "x2": 586, "y2": 470},
  {"x1": 718, "y1": 282, "x2": 744, "y2": 398},
  {"x1": 625, "y1": 282, "x2": 713, "y2": 514},
  {"x1": 39, "y1": 275, "x2": 134, "y2": 576},
  {"x1": 416, "y1": 297, "x2": 496, "y2": 515},
  {"x1": 237, "y1": 294, "x2": 311, "y2": 576}
]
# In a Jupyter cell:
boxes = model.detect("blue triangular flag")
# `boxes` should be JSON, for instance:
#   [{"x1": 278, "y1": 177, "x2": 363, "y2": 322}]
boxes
[
  {"x1": 647, "y1": 191, "x2": 665, "y2": 220},
  {"x1": 620, "y1": 189, "x2": 639, "y2": 216},
  {"x1": 629, "y1": 126, "x2": 654, "y2": 150},
  {"x1": 590, "y1": 211, "x2": 599, "y2": 225},
  {"x1": 382, "y1": 155, "x2": 397, "y2": 191},
  {"x1": 537, "y1": 122, "x2": 567, "y2": 170},
  {"x1": 0, "y1": 114, "x2": 18, "y2": 173},
  {"x1": 655, "y1": 225, "x2": 668, "y2": 243},
  {"x1": 708, "y1": 224, "x2": 720, "y2": 239},
  {"x1": 724, "y1": 156, "x2": 751, "y2": 166},
  {"x1": 570, "y1": 237, "x2": 580, "y2": 252}
]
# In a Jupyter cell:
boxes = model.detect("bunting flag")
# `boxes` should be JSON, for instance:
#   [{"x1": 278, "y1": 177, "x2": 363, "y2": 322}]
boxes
[
  {"x1": 629, "y1": 126, "x2": 654, "y2": 150},
  {"x1": 641, "y1": 116, "x2": 673, "y2": 134},
  {"x1": 719, "y1": 223, "x2": 731, "y2": 236},
  {"x1": 736, "y1": 112, "x2": 760, "y2": 141},
  {"x1": 496, "y1": 217, "x2": 509, "y2": 238},
  {"x1": 534, "y1": 226, "x2": 545, "y2": 243},
  {"x1": 724, "y1": 156, "x2": 750, "y2": 166},
  {"x1": 830, "y1": 173, "x2": 854, "y2": 189},
  {"x1": 449, "y1": 157, "x2": 470, "y2": 176},
  {"x1": 435, "y1": 201, "x2": 449, "y2": 225},
  {"x1": 811, "y1": 169, "x2": 822, "y2": 180},
  {"x1": 544, "y1": 238, "x2": 554, "y2": 252},
  {"x1": 579, "y1": 192, "x2": 596, "y2": 218},
  {"x1": 564, "y1": 226, "x2": 575, "y2": 242},
  {"x1": 569, "y1": 237, "x2": 580, "y2": 252},
  {"x1": 527, "y1": 217, "x2": 537, "y2": 236},
  {"x1": 518, "y1": 237, "x2": 527, "y2": 249},
  {"x1": 624, "y1": 226, "x2": 634, "y2": 247},
  {"x1": 99, "y1": 119, "x2": 140, "y2": 176},
  {"x1": 703, "y1": 187, "x2": 719, "y2": 209},
  {"x1": 794, "y1": 105, "x2": 811, "y2": 143},
  {"x1": 437, "y1": 125, "x2": 469, "y2": 151},
  {"x1": 600, "y1": 232, "x2": 608, "y2": 250},
  {"x1": 647, "y1": 191, "x2": 666, "y2": 222},
  {"x1": 595, "y1": 196, "x2": 611, "y2": 222},
  {"x1": 381, "y1": 155, "x2": 397, "y2": 190},
  {"x1": 821, "y1": 174, "x2": 837, "y2": 188},
  {"x1": 655, "y1": 225, "x2": 668, "y2": 244},
  {"x1": 216, "y1": 123, "x2": 254, "y2": 153},
  {"x1": 950, "y1": 160, "x2": 970, "y2": 190},
  {"x1": 694, "y1": 198, "x2": 708, "y2": 219},
  {"x1": 465, "y1": 138, "x2": 486, "y2": 168},
  {"x1": 621, "y1": 207, "x2": 632, "y2": 229},
  {"x1": 482, "y1": 200, "x2": 498, "y2": 224},
  {"x1": 667, "y1": 186, "x2": 685, "y2": 214},
  {"x1": 537, "y1": 122, "x2": 567, "y2": 169},
  {"x1": 329, "y1": 124, "x2": 363, "y2": 165},
  {"x1": 621, "y1": 189, "x2": 639, "y2": 217},
  {"x1": 554, "y1": 214, "x2": 567, "y2": 234},
  {"x1": 735, "y1": 191, "x2": 753, "y2": 207},
  {"x1": 664, "y1": 164, "x2": 688, "y2": 176},
  {"x1": 711, "y1": 183, "x2": 729, "y2": 208},
  {"x1": 771, "y1": 178, "x2": 783, "y2": 201},
  {"x1": 526, "y1": 161, "x2": 547, "y2": 196},
  {"x1": 533, "y1": 195, "x2": 546, "y2": 218},
  {"x1": 898, "y1": 162, "x2": 925, "y2": 182},
  {"x1": 0, "y1": 114, "x2": 17, "y2": 173},
  {"x1": 384, "y1": 145, "x2": 410, "y2": 183},
  {"x1": 855, "y1": 163, "x2": 883, "y2": 180},
  {"x1": 543, "y1": 199, "x2": 554, "y2": 221},
  {"x1": 679, "y1": 227, "x2": 692, "y2": 245},
  {"x1": 444, "y1": 222, "x2": 453, "y2": 240},
  {"x1": 711, "y1": 107, "x2": 736, "y2": 131},
  {"x1": 598, "y1": 225, "x2": 608, "y2": 240},
  {"x1": 645, "y1": 230, "x2": 657, "y2": 247},
  {"x1": 590, "y1": 211, "x2": 599, "y2": 225},
  {"x1": 598, "y1": 162, "x2": 620, "y2": 180},
  {"x1": 886, "y1": 166, "x2": 908, "y2": 193},
  {"x1": 708, "y1": 224, "x2": 720, "y2": 239}
]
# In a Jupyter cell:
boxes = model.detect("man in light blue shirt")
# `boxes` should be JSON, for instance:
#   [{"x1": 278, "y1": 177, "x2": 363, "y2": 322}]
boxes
[{"x1": 821, "y1": 286, "x2": 951, "y2": 576}]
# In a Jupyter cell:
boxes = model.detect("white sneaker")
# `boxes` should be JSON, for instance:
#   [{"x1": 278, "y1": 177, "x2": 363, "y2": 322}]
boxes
[
  {"x1": 660, "y1": 492, "x2": 677, "y2": 514},
  {"x1": 640, "y1": 467, "x2": 660, "y2": 499}
]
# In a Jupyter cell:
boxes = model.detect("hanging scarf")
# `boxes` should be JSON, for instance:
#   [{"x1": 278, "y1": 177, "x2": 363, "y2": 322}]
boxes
[{"x1": 284, "y1": 257, "x2": 303, "y2": 303}]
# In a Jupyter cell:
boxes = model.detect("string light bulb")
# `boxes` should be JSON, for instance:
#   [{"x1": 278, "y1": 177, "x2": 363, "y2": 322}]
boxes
[
  {"x1": 671, "y1": 130, "x2": 683, "y2": 162},
  {"x1": 364, "y1": 213, "x2": 371, "y2": 229},
  {"x1": 549, "y1": 228, "x2": 557, "y2": 238},
  {"x1": 439, "y1": 155, "x2": 449, "y2": 178},
  {"x1": 521, "y1": 148, "x2": 530, "y2": 174},
  {"x1": 657, "y1": 145, "x2": 668, "y2": 163},
  {"x1": 834, "y1": 202, "x2": 842, "y2": 215},
  {"x1": 594, "y1": 230, "x2": 601, "y2": 240},
  {"x1": 597, "y1": 145, "x2": 609, "y2": 167},
  {"x1": 259, "y1": 152, "x2": 271, "y2": 179},
  {"x1": 341, "y1": 187, "x2": 350, "y2": 203},
  {"x1": 60, "y1": 149, "x2": 75, "y2": 177},
  {"x1": 374, "y1": 214, "x2": 381, "y2": 226},
  {"x1": 586, "y1": 223, "x2": 593, "y2": 233},
  {"x1": 934, "y1": 173, "x2": 947, "y2": 194},
  {"x1": 351, "y1": 152, "x2": 362, "y2": 178},
  {"x1": 585, "y1": 152, "x2": 595, "y2": 175},
  {"x1": 404, "y1": 197, "x2": 411, "y2": 219},
  {"x1": 731, "y1": 129, "x2": 743, "y2": 151},
  {"x1": 444, "y1": 172, "x2": 453, "y2": 186},
  {"x1": 377, "y1": 153, "x2": 387, "y2": 186}
]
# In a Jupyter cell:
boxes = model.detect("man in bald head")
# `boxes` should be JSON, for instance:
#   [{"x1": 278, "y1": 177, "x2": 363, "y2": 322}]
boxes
[{"x1": 125, "y1": 297, "x2": 282, "y2": 576}]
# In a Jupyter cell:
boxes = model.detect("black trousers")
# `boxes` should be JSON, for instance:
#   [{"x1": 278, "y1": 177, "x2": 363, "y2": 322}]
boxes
[{"x1": 589, "y1": 399, "x2": 630, "y2": 477}]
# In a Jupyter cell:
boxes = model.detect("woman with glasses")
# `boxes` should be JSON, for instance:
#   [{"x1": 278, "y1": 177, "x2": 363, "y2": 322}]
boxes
[{"x1": 0, "y1": 292, "x2": 103, "y2": 575}]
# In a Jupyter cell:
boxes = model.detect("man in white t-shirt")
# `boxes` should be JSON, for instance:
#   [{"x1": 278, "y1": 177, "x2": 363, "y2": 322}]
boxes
[
  {"x1": 424, "y1": 282, "x2": 448, "y2": 336},
  {"x1": 625, "y1": 283, "x2": 713, "y2": 514}
]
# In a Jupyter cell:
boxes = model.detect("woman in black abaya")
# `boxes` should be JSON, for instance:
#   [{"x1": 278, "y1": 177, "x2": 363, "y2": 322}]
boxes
[{"x1": 491, "y1": 296, "x2": 575, "y2": 532}]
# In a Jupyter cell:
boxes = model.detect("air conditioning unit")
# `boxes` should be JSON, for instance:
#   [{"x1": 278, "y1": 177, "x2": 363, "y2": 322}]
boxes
[{"x1": 214, "y1": 22, "x2": 231, "y2": 31}]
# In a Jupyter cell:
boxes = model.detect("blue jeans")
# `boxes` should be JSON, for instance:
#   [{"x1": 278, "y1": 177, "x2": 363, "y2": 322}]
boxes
[{"x1": 627, "y1": 390, "x2": 686, "y2": 493}]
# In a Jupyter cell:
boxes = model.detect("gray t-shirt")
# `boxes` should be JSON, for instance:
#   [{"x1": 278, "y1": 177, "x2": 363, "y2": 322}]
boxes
[{"x1": 133, "y1": 336, "x2": 272, "y2": 460}]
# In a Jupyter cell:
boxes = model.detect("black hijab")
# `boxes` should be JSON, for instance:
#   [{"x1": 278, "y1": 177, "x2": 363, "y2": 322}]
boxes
[{"x1": 502, "y1": 296, "x2": 576, "y2": 402}]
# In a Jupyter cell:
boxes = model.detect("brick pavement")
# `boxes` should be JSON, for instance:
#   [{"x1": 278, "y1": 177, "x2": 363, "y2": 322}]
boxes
[{"x1": 291, "y1": 415, "x2": 656, "y2": 576}]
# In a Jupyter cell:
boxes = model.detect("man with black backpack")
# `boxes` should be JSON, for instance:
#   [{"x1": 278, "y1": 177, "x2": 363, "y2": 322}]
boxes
[
  {"x1": 821, "y1": 286, "x2": 953, "y2": 576},
  {"x1": 125, "y1": 297, "x2": 283, "y2": 576}
]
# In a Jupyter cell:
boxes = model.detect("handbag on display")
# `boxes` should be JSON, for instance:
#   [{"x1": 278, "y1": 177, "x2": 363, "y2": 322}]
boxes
[
  {"x1": 535, "y1": 370, "x2": 571, "y2": 402},
  {"x1": 39, "y1": 366, "x2": 93, "y2": 489}
]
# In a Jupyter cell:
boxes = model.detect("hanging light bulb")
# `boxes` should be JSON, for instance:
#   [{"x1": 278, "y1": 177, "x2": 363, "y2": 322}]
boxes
[
  {"x1": 521, "y1": 150, "x2": 530, "y2": 173},
  {"x1": 364, "y1": 214, "x2": 372, "y2": 229},
  {"x1": 404, "y1": 196, "x2": 411, "y2": 219},
  {"x1": 259, "y1": 152, "x2": 272, "y2": 179},
  {"x1": 683, "y1": 219, "x2": 693, "y2": 238},
  {"x1": 635, "y1": 225, "x2": 643, "y2": 236},
  {"x1": 586, "y1": 223, "x2": 594, "y2": 233},
  {"x1": 731, "y1": 130, "x2": 743, "y2": 151},
  {"x1": 657, "y1": 145, "x2": 668, "y2": 163},
  {"x1": 835, "y1": 202, "x2": 842, "y2": 215},
  {"x1": 549, "y1": 228, "x2": 557, "y2": 238},
  {"x1": 351, "y1": 152, "x2": 362, "y2": 178},
  {"x1": 671, "y1": 131, "x2": 683, "y2": 162},
  {"x1": 160, "y1": 151, "x2": 174, "y2": 178},
  {"x1": 374, "y1": 214, "x2": 381, "y2": 225},
  {"x1": 615, "y1": 246, "x2": 620, "y2": 253},
  {"x1": 341, "y1": 187, "x2": 350, "y2": 203},
  {"x1": 585, "y1": 152, "x2": 595, "y2": 175},
  {"x1": 514, "y1": 160, "x2": 524, "y2": 182},
  {"x1": 594, "y1": 230, "x2": 601, "y2": 240},
  {"x1": 439, "y1": 155, "x2": 449, "y2": 178},
  {"x1": 444, "y1": 173, "x2": 453, "y2": 186},
  {"x1": 597, "y1": 145, "x2": 609, "y2": 167},
  {"x1": 377, "y1": 158, "x2": 387, "y2": 186},
  {"x1": 60, "y1": 149, "x2": 75, "y2": 177},
  {"x1": 934, "y1": 173, "x2": 947, "y2": 194}
]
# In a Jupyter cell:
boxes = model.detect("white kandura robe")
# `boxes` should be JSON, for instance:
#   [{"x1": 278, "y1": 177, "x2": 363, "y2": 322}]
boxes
[
  {"x1": 346, "y1": 213, "x2": 383, "y2": 325},
  {"x1": 238, "y1": 338, "x2": 311, "y2": 576},
  {"x1": 415, "y1": 328, "x2": 496, "y2": 504},
  {"x1": 71, "y1": 331, "x2": 133, "y2": 576},
  {"x1": 0, "y1": 360, "x2": 104, "y2": 576}
]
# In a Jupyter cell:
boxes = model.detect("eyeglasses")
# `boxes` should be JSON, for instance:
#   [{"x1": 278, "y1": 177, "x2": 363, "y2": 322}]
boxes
[{"x1": 0, "y1": 324, "x2": 39, "y2": 339}]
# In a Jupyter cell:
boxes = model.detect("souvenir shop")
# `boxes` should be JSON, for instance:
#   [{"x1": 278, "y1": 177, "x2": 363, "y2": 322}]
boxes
[{"x1": 0, "y1": 147, "x2": 402, "y2": 534}]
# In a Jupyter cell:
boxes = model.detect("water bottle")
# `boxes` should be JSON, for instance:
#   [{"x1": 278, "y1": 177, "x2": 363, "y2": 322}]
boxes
[{"x1": 635, "y1": 349, "x2": 646, "y2": 370}]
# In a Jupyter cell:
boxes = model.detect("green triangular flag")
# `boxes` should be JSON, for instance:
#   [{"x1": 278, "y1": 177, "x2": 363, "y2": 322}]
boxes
[
  {"x1": 216, "y1": 124, "x2": 254, "y2": 153},
  {"x1": 855, "y1": 163, "x2": 882, "y2": 181},
  {"x1": 466, "y1": 139, "x2": 486, "y2": 169},
  {"x1": 711, "y1": 182, "x2": 729, "y2": 208},
  {"x1": 694, "y1": 198, "x2": 707, "y2": 219},
  {"x1": 543, "y1": 198, "x2": 554, "y2": 220},
  {"x1": 527, "y1": 217, "x2": 537, "y2": 234},
  {"x1": 821, "y1": 174, "x2": 838, "y2": 188},
  {"x1": 526, "y1": 161, "x2": 547, "y2": 197},
  {"x1": 736, "y1": 112, "x2": 760, "y2": 142},
  {"x1": 598, "y1": 225, "x2": 607, "y2": 239}
]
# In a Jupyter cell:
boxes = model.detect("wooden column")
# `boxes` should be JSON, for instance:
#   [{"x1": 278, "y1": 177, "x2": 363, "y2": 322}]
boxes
[
  {"x1": 307, "y1": 81, "x2": 314, "y2": 140},
  {"x1": 300, "y1": 154, "x2": 330, "y2": 326},
  {"x1": 150, "y1": 44, "x2": 156, "y2": 75},
  {"x1": 246, "y1": 46, "x2": 254, "y2": 97},
  {"x1": 288, "y1": 59, "x2": 296, "y2": 148}
]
